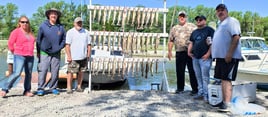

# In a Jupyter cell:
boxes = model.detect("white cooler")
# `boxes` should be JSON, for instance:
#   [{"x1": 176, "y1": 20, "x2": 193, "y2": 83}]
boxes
[{"x1": 208, "y1": 81, "x2": 257, "y2": 106}]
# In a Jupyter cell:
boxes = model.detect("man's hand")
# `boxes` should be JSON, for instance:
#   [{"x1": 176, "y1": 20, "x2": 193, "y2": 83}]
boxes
[{"x1": 168, "y1": 51, "x2": 172, "y2": 60}]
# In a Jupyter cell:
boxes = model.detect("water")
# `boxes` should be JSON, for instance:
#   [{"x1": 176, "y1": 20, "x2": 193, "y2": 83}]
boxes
[{"x1": 0, "y1": 52, "x2": 191, "y2": 91}]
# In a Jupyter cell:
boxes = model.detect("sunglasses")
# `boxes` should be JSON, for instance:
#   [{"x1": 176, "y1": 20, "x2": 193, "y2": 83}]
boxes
[
  {"x1": 20, "y1": 21, "x2": 29, "y2": 24},
  {"x1": 196, "y1": 19, "x2": 203, "y2": 22}
]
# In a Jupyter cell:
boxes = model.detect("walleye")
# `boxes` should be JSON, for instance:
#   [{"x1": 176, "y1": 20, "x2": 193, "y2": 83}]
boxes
[
  {"x1": 111, "y1": 58, "x2": 116, "y2": 79},
  {"x1": 102, "y1": 58, "x2": 106, "y2": 75},
  {"x1": 155, "y1": 59, "x2": 159, "y2": 74},
  {"x1": 101, "y1": 33, "x2": 106, "y2": 50},
  {"x1": 108, "y1": 58, "x2": 112, "y2": 76},
  {"x1": 150, "y1": 34, "x2": 155, "y2": 49},
  {"x1": 117, "y1": 32, "x2": 121, "y2": 51},
  {"x1": 122, "y1": 33, "x2": 127, "y2": 54},
  {"x1": 141, "y1": 58, "x2": 144, "y2": 77},
  {"x1": 107, "y1": 6, "x2": 112, "y2": 23},
  {"x1": 92, "y1": 31, "x2": 97, "y2": 47},
  {"x1": 135, "y1": 34, "x2": 140, "y2": 53},
  {"x1": 112, "y1": 6, "x2": 117, "y2": 25},
  {"x1": 150, "y1": 59, "x2": 154, "y2": 77},
  {"x1": 131, "y1": 58, "x2": 135, "y2": 77},
  {"x1": 126, "y1": 7, "x2": 131, "y2": 25},
  {"x1": 155, "y1": 8, "x2": 159, "y2": 26},
  {"x1": 145, "y1": 58, "x2": 149, "y2": 79},
  {"x1": 107, "y1": 32, "x2": 111, "y2": 51},
  {"x1": 131, "y1": 7, "x2": 137, "y2": 26},
  {"x1": 97, "y1": 6, "x2": 102, "y2": 24},
  {"x1": 126, "y1": 33, "x2": 132, "y2": 54},
  {"x1": 140, "y1": 33, "x2": 146, "y2": 53},
  {"x1": 145, "y1": 8, "x2": 151, "y2": 28},
  {"x1": 145, "y1": 33, "x2": 151, "y2": 53},
  {"x1": 155, "y1": 34, "x2": 160, "y2": 54},
  {"x1": 135, "y1": 58, "x2": 140, "y2": 76},
  {"x1": 91, "y1": 58, "x2": 95, "y2": 75},
  {"x1": 116, "y1": 7, "x2": 122, "y2": 26},
  {"x1": 121, "y1": 7, "x2": 127, "y2": 28},
  {"x1": 97, "y1": 31, "x2": 101, "y2": 49},
  {"x1": 117, "y1": 58, "x2": 121, "y2": 76},
  {"x1": 122, "y1": 58, "x2": 127, "y2": 78},
  {"x1": 92, "y1": 6, "x2": 97, "y2": 22},
  {"x1": 102, "y1": 7, "x2": 107, "y2": 25},
  {"x1": 140, "y1": 8, "x2": 147, "y2": 29},
  {"x1": 150, "y1": 8, "x2": 156, "y2": 28},
  {"x1": 136, "y1": 7, "x2": 141, "y2": 28},
  {"x1": 95, "y1": 58, "x2": 100, "y2": 75},
  {"x1": 132, "y1": 33, "x2": 137, "y2": 54}
]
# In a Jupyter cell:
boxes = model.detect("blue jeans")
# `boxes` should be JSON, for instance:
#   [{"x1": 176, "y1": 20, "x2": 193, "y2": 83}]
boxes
[
  {"x1": 2, "y1": 55, "x2": 34, "y2": 93},
  {"x1": 192, "y1": 57, "x2": 212, "y2": 100}
]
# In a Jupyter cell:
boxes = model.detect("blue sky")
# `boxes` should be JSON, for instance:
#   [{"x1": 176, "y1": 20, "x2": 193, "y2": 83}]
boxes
[{"x1": 1, "y1": 0, "x2": 268, "y2": 17}]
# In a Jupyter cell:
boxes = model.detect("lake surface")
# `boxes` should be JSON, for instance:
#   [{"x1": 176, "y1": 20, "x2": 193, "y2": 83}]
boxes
[{"x1": 0, "y1": 52, "x2": 192, "y2": 91}]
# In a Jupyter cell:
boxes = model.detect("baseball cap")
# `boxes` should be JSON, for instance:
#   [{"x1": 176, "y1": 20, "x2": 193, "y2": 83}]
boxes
[
  {"x1": 195, "y1": 15, "x2": 207, "y2": 21},
  {"x1": 178, "y1": 11, "x2": 187, "y2": 16},
  {"x1": 216, "y1": 4, "x2": 228, "y2": 10},
  {"x1": 74, "y1": 17, "x2": 83, "y2": 23}
]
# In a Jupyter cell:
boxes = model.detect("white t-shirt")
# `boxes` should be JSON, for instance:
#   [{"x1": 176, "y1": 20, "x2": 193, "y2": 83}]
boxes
[
  {"x1": 212, "y1": 17, "x2": 242, "y2": 59},
  {"x1": 66, "y1": 27, "x2": 91, "y2": 60}
]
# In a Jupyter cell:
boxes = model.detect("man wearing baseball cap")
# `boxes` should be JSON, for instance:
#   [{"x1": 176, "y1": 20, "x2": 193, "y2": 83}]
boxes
[
  {"x1": 188, "y1": 15, "x2": 215, "y2": 102},
  {"x1": 36, "y1": 8, "x2": 66, "y2": 96},
  {"x1": 212, "y1": 4, "x2": 241, "y2": 112},
  {"x1": 65, "y1": 17, "x2": 92, "y2": 94},
  {"x1": 168, "y1": 11, "x2": 198, "y2": 95}
]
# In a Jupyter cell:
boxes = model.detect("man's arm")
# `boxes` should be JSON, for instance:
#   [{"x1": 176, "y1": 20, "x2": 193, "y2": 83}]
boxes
[{"x1": 225, "y1": 35, "x2": 240, "y2": 63}]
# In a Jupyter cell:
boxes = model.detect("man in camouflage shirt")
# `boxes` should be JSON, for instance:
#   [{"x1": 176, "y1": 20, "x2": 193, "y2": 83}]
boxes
[{"x1": 168, "y1": 11, "x2": 198, "y2": 94}]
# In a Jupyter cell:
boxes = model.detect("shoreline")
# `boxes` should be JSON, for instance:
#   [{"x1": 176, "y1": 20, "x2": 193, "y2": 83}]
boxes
[{"x1": 0, "y1": 84, "x2": 267, "y2": 116}]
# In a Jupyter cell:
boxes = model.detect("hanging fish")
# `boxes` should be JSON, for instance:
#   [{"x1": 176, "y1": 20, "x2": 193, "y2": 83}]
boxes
[
  {"x1": 150, "y1": 34, "x2": 155, "y2": 49},
  {"x1": 140, "y1": 8, "x2": 147, "y2": 29},
  {"x1": 150, "y1": 59, "x2": 154, "y2": 77},
  {"x1": 150, "y1": 8, "x2": 156, "y2": 28},
  {"x1": 126, "y1": 33, "x2": 132, "y2": 54},
  {"x1": 116, "y1": 7, "x2": 122, "y2": 26},
  {"x1": 97, "y1": 6, "x2": 102, "y2": 24},
  {"x1": 95, "y1": 58, "x2": 100, "y2": 75},
  {"x1": 92, "y1": 31, "x2": 97, "y2": 47},
  {"x1": 117, "y1": 32, "x2": 121, "y2": 51},
  {"x1": 102, "y1": 6, "x2": 107, "y2": 25},
  {"x1": 132, "y1": 33, "x2": 137, "y2": 54},
  {"x1": 97, "y1": 31, "x2": 101, "y2": 49},
  {"x1": 135, "y1": 34, "x2": 140, "y2": 53},
  {"x1": 141, "y1": 58, "x2": 144, "y2": 77},
  {"x1": 107, "y1": 31, "x2": 111, "y2": 51},
  {"x1": 121, "y1": 7, "x2": 127, "y2": 28},
  {"x1": 145, "y1": 8, "x2": 151, "y2": 28},
  {"x1": 135, "y1": 58, "x2": 140, "y2": 76},
  {"x1": 101, "y1": 33, "x2": 106, "y2": 50},
  {"x1": 127, "y1": 58, "x2": 132, "y2": 76},
  {"x1": 117, "y1": 58, "x2": 121, "y2": 76},
  {"x1": 102, "y1": 58, "x2": 106, "y2": 75},
  {"x1": 131, "y1": 7, "x2": 137, "y2": 26},
  {"x1": 145, "y1": 58, "x2": 149, "y2": 79},
  {"x1": 155, "y1": 59, "x2": 159, "y2": 74},
  {"x1": 155, "y1": 8, "x2": 159, "y2": 26},
  {"x1": 122, "y1": 58, "x2": 127, "y2": 78},
  {"x1": 136, "y1": 7, "x2": 141, "y2": 28},
  {"x1": 112, "y1": 6, "x2": 117, "y2": 25},
  {"x1": 111, "y1": 32, "x2": 115, "y2": 51},
  {"x1": 122, "y1": 33, "x2": 127, "y2": 54},
  {"x1": 92, "y1": 6, "x2": 97, "y2": 22},
  {"x1": 145, "y1": 33, "x2": 150, "y2": 53},
  {"x1": 155, "y1": 34, "x2": 160, "y2": 54},
  {"x1": 111, "y1": 58, "x2": 116, "y2": 79},
  {"x1": 108, "y1": 58, "x2": 112, "y2": 76},
  {"x1": 126, "y1": 7, "x2": 131, "y2": 25},
  {"x1": 140, "y1": 33, "x2": 145, "y2": 53},
  {"x1": 131, "y1": 59, "x2": 136, "y2": 77},
  {"x1": 107, "y1": 6, "x2": 112, "y2": 23}
]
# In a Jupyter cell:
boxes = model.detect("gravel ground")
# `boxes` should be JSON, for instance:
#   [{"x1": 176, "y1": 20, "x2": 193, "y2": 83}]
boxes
[{"x1": 0, "y1": 84, "x2": 267, "y2": 117}]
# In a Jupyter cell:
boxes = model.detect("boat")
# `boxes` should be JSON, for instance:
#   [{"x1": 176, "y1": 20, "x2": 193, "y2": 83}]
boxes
[{"x1": 212, "y1": 36, "x2": 268, "y2": 84}]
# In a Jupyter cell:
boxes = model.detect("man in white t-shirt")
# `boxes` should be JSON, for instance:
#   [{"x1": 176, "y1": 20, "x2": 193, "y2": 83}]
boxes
[{"x1": 65, "y1": 17, "x2": 91, "y2": 94}]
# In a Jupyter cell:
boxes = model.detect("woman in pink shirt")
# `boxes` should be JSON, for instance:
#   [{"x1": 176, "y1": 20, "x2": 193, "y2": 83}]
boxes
[{"x1": 0, "y1": 16, "x2": 35, "y2": 98}]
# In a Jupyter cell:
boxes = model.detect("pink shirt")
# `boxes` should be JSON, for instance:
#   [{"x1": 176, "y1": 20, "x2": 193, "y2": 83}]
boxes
[{"x1": 8, "y1": 28, "x2": 35, "y2": 56}]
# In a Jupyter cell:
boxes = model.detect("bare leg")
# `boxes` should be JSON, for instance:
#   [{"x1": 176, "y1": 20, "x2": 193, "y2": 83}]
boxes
[
  {"x1": 67, "y1": 73, "x2": 73, "y2": 90},
  {"x1": 77, "y1": 71, "x2": 83, "y2": 89},
  {"x1": 222, "y1": 80, "x2": 232, "y2": 103}
]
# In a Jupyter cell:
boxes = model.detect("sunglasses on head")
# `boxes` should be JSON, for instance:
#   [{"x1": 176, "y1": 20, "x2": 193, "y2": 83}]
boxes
[{"x1": 20, "y1": 21, "x2": 29, "y2": 24}]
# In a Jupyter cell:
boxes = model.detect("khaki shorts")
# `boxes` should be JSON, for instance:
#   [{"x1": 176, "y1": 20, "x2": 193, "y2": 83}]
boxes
[{"x1": 67, "y1": 58, "x2": 88, "y2": 73}]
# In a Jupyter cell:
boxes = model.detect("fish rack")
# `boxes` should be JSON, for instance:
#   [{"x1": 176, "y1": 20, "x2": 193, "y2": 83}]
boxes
[{"x1": 86, "y1": 0, "x2": 170, "y2": 92}]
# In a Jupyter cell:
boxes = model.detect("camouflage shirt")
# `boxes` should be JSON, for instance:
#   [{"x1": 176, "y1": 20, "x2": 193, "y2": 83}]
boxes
[{"x1": 169, "y1": 22, "x2": 197, "y2": 52}]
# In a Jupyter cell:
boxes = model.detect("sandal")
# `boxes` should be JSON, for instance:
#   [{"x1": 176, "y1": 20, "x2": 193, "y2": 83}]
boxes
[{"x1": 24, "y1": 92, "x2": 34, "y2": 97}]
